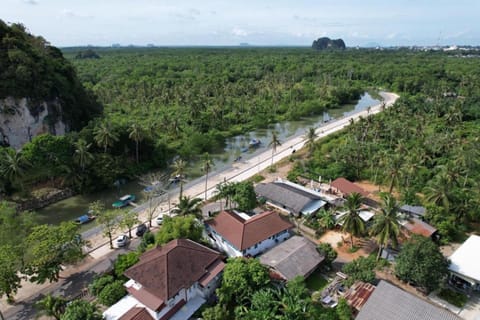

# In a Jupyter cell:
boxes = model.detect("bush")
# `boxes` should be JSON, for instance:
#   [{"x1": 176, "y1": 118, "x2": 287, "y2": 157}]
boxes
[
  {"x1": 114, "y1": 252, "x2": 140, "y2": 279},
  {"x1": 97, "y1": 280, "x2": 126, "y2": 306},
  {"x1": 317, "y1": 243, "x2": 338, "y2": 267},
  {"x1": 438, "y1": 288, "x2": 468, "y2": 308},
  {"x1": 88, "y1": 275, "x2": 114, "y2": 296},
  {"x1": 342, "y1": 256, "x2": 376, "y2": 287}
]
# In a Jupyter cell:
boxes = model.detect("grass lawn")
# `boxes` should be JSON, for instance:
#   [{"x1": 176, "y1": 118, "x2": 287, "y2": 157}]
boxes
[{"x1": 306, "y1": 269, "x2": 328, "y2": 291}]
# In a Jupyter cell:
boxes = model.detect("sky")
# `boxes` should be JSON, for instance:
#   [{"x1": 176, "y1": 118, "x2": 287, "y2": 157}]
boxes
[{"x1": 3, "y1": 0, "x2": 480, "y2": 47}]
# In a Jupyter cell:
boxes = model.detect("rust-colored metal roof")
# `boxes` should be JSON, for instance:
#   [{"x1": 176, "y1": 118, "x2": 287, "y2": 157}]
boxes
[
  {"x1": 344, "y1": 281, "x2": 376, "y2": 311},
  {"x1": 119, "y1": 307, "x2": 154, "y2": 320},
  {"x1": 403, "y1": 218, "x2": 437, "y2": 238},
  {"x1": 331, "y1": 178, "x2": 369, "y2": 197},
  {"x1": 205, "y1": 211, "x2": 294, "y2": 251},
  {"x1": 124, "y1": 239, "x2": 224, "y2": 309}
]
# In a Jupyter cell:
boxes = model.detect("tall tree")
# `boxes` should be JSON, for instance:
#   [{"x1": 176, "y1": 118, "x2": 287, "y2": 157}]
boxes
[
  {"x1": 128, "y1": 122, "x2": 144, "y2": 164},
  {"x1": 171, "y1": 158, "x2": 187, "y2": 199},
  {"x1": 120, "y1": 210, "x2": 139, "y2": 239},
  {"x1": 155, "y1": 215, "x2": 203, "y2": 245},
  {"x1": 24, "y1": 222, "x2": 85, "y2": 284},
  {"x1": 370, "y1": 193, "x2": 401, "y2": 260},
  {"x1": 268, "y1": 131, "x2": 282, "y2": 166},
  {"x1": 202, "y1": 152, "x2": 214, "y2": 200},
  {"x1": 93, "y1": 122, "x2": 119, "y2": 153},
  {"x1": 0, "y1": 245, "x2": 22, "y2": 304},
  {"x1": 171, "y1": 196, "x2": 202, "y2": 218},
  {"x1": 304, "y1": 127, "x2": 317, "y2": 155},
  {"x1": 73, "y1": 139, "x2": 94, "y2": 172},
  {"x1": 0, "y1": 148, "x2": 30, "y2": 189},
  {"x1": 338, "y1": 192, "x2": 365, "y2": 248},
  {"x1": 96, "y1": 209, "x2": 119, "y2": 249},
  {"x1": 395, "y1": 235, "x2": 449, "y2": 293}
]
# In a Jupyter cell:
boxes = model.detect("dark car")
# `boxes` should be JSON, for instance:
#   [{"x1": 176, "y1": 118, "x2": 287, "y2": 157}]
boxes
[{"x1": 136, "y1": 223, "x2": 149, "y2": 237}]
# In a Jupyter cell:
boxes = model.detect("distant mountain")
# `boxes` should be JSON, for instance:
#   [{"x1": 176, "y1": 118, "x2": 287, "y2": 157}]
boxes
[
  {"x1": 0, "y1": 20, "x2": 102, "y2": 148},
  {"x1": 312, "y1": 37, "x2": 346, "y2": 50}
]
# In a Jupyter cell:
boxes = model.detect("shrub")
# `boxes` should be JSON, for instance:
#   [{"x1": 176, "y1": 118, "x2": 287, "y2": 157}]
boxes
[
  {"x1": 114, "y1": 252, "x2": 140, "y2": 279},
  {"x1": 317, "y1": 243, "x2": 338, "y2": 267},
  {"x1": 89, "y1": 275, "x2": 114, "y2": 296},
  {"x1": 438, "y1": 288, "x2": 468, "y2": 308},
  {"x1": 97, "y1": 280, "x2": 126, "y2": 306}
]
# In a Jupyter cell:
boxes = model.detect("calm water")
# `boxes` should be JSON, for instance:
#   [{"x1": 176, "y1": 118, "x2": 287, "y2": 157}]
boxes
[{"x1": 35, "y1": 92, "x2": 380, "y2": 230}]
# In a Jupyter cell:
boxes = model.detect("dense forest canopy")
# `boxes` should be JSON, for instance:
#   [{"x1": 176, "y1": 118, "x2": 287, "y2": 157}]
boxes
[
  {"x1": 2, "y1": 44, "x2": 480, "y2": 207},
  {"x1": 0, "y1": 20, "x2": 102, "y2": 129}
]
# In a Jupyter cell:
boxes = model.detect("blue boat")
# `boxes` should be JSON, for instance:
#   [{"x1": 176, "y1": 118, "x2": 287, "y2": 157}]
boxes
[
  {"x1": 249, "y1": 139, "x2": 261, "y2": 148},
  {"x1": 112, "y1": 194, "x2": 136, "y2": 208},
  {"x1": 74, "y1": 213, "x2": 96, "y2": 224}
]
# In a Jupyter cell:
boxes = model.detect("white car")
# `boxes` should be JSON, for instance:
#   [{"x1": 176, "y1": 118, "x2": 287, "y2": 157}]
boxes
[
  {"x1": 156, "y1": 215, "x2": 163, "y2": 225},
  {"x1": 116, "y1": 235, "x2": 129, "y2": 247}
]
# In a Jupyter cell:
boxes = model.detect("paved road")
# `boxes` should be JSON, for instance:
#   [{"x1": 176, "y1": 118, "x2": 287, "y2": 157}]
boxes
[{"x1": 0, "y1": 91, "x2": 399, "y2": 318}]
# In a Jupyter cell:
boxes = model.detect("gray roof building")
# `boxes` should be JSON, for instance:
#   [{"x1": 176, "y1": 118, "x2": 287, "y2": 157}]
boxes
[
  {"x1": 355, "y1": 281, "x2": 461, "y2": 320},
  {"x1": 400, "y1": 205, "x2": 426, "y2": 218},
  {"x1": 259, "y1": 236, "x2": 324, "y2": 281},
  {"x1": 255, "y1": 181, "x2": 326, "y2": 216}
]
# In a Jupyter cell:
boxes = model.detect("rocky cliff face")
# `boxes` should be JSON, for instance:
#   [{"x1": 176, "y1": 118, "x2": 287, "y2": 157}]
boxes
[
  {"x1": 312, "y1": 37, "x2": 346, "y2": 50},
  {"x1": 0, "y1": 97, "x2": 67, "y2": 149}
]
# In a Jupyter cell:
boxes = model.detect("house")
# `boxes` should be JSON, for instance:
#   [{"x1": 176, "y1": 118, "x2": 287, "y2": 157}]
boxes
[
  {"x1": 354, "y1": 280, "x2": 461, "y2": 320},
  {"x1": 330, "y1": 178, "x2": 369, "y2": 198},
  {"x1": 448, "y1": 235, "x2": 480, "y2": 292},
  {"x1": 259, "y1": 236, "x2": 324, "y2": 281},
  {"x1": 255, "y1": 180, "x2": 327, "y2": 216},
  {"x1": 205, "y1": 210, "x2": 294, "y2": 257},
  {"x1": 103, "y1": 239, "x2": 225, "y2": 320},
  {"x1": 400, "y1": 205, "x2": 426, "y2": 219},
  {"x1": 400, "y1": 217, "x2": 438, "y2": 239},
  {"x1": 335, "y1": 210, "x2": 375, "y2": 226}
]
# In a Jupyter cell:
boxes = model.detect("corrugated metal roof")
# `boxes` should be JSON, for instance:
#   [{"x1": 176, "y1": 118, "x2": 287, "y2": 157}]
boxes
[
  {"x1": 400, "y1": 205, "x2": 426, "y2": 216},
  {"x1": 259, "y1": 236, "x2": 324, "y2": 280},
  {"x1": 255, "y1": 182, "x2": 324, "y2": 214},
  {"x1": 356, "y1": 281, "x2": 461, "y2": 320}
]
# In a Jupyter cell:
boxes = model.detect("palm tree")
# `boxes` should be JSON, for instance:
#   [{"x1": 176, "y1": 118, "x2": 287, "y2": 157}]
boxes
[
  {"x1": 202, "y1": 153, "x2": 214, "y2": 200},
  {"x1": 370, "y1": 193, "x2": 401, "y2": 260},
  {"x1": 423, "y1": 171, "x2": 453, "y2": 212},
  {"x1": 318, "y1": 209, "x2": 336, "y2": 230},
  {"x1": 35, "y1": 294, "x2": 67, "y2": 320},
  {"x1": 304, "y1": 127, "x2": 317, "y2": 155},
  {"x1": 93, "y1": 122, "x2": 119, "y2": 153},
  {"x1": 215, "y1": 181, "x2": 235, "y2": 209},
  {"x1": 1, "y1": 148, "x2": 30, "y2": 189},
  {"x1": 172, "y1": 196, "x2": 202, "y2": 218},
  {"x1": 73, "y1": 139, "x2": 94, "y2": 171},
  {"x1": 171, "y1": 158, "x2": 187, "y2": 199},
  {"x1": 128, "y1": 123, "x2": 144, "y2": 164},
  {"x1": 268, "y1": 131, "x2": 282, "y2": 166},
  {"x1": 338, "y1": 192, "x2": 365, "y2": 249}
]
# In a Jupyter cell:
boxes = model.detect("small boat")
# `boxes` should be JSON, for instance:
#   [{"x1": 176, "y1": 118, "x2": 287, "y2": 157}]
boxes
[
  {"x1": 112, "y1": 194, "x2": 136, "y2": 208},
  {"x1": 143, "y1": 181, "x2": 160, "y2": 193},
  {"x1": 248, "y1": 139, "x2": 261, "y2": 148},
  {"x1": 74, "y1": 213, "x2": 96, "y2": 225},
  {"x1": 241, "y1": 147, "x2": 249, "y2": 153}
]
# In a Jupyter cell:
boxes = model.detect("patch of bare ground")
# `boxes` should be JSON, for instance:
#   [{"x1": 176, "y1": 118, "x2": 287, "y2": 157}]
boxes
[
  {"x1": 316, "y1": 230, "x2": 377, "y2": 263},
  {"x1": 356, "y1": 180, "x2": 401, "y2": 202},
  {"x1": 260, "y1": 159, "x2": 295, "y2": 183}
]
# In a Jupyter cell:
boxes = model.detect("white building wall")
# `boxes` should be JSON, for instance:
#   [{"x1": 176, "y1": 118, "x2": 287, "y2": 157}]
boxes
[
  {"x1": 155, "y1": 289, "x2": 188, "y2": 320},
  {"x1": 207, "y1": 224, "x2": 291, "y2": 258},
  {"x1": 243, "y1": 230, "x2": 291, "y2": 257}
]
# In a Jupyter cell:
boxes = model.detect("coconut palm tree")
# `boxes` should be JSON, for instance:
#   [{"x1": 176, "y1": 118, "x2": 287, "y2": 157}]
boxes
[
  {"x1": 370, "y1": 193, "x2": 401, "y2": 260},
  {"x1": 202, "y1": 152, "x2": 214, "y2": 200},
  {"x1": 304, "y1": 127, "x2": 317, "y2": 155},
  {"x1": 1, "y1": 148, "x2": 30, "y2": 189},
  {"x1": 73, "y1": 139, "x2": 94, "y2": 172},
  {"x1": 94, "y1": 122, "x2": 119, "y2": 153},
  {"x1": 172, "y1": 196, "x2": 202, "y2": 218},
  {"x1": 128, "y1": 123, "x2": 144, "y2": 164},
  {"x1": 35, "y1": 294, "x2": 67, "y2": 320},
  {"x1": 338, "y1": 192, "x2": 365, "y2": 249},
  {"x1": 171, "y1": 158, "x2": 187, "y2": 199},
  {"x1": 268, "y1": 131, "x2": 282, "y2": 166}
]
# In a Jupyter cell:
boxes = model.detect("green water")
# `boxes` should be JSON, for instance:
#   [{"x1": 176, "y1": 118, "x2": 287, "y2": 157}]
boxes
[{"x1": 35, "y1": 92, "x2": 380, "y2": 229}]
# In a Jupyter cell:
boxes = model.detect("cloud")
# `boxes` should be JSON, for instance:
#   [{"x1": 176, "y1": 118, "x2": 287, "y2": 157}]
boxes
[
  {"x1": 23, "y1": 0, "x2": 38, "y2": 4},
  {"x1": 231, "y1": 27, "x2": 249, "y2": 37}
]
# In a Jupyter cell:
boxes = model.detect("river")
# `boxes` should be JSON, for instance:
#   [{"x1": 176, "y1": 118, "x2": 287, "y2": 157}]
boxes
[{"x1": 35, "y1": 92, "x2": 380, "y2": 231}]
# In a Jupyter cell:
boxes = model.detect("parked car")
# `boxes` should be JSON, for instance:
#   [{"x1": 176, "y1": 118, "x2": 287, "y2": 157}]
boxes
[
  {"x1": 156, "y1": 215, "x2": 163, "y2": 225},
  {"x1": 136, "y1": 223, "x2": 149, "y2": 237},
  {"x1": 116, "y1": 235, "x2": 129, "y2": 247}
]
